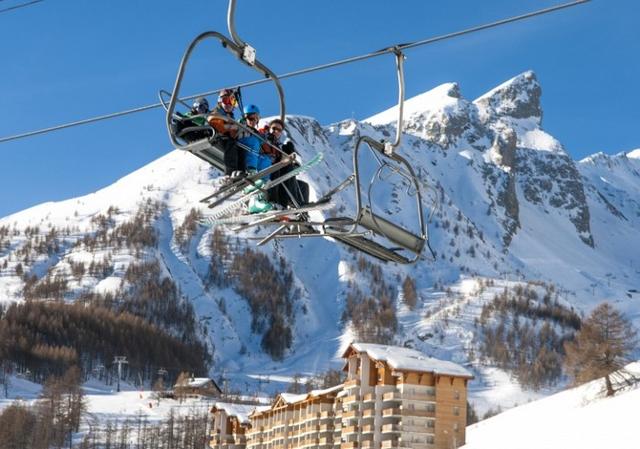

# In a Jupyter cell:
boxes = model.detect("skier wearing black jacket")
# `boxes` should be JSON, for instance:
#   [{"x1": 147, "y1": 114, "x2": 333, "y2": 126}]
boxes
[{"x1": 261, "y1": 119, "x2": 309, "y2": 209}]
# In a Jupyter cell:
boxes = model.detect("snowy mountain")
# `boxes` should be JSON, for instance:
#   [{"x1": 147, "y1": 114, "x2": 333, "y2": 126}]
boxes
[{"x1": 1, "y1": 70, "x2": 639, "y2": 413}]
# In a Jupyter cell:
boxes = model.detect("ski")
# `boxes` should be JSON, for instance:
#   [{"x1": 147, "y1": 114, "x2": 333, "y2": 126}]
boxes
[
  {"x1": 199, "y1": 157, "x2": 295, "y2": 205},
  {"x1": 200, "y1": 199, "x2": 332, "y2": 228},
  {"x1": 204, "y1": 152, "x2": 324, "y2": 220}
]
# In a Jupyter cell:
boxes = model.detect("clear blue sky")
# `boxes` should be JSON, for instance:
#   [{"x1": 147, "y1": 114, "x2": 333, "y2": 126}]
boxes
[{"x1": 0, "y1": 0, "x2": 638, "y2": 218}]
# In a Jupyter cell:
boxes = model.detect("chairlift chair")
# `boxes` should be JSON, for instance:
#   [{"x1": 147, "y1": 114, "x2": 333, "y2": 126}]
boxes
[
  {"x1": 260, "y1": 50, "x2": 429, "y2": 264},
  {"x1": 163, "y1": 0, "x2": 287, "y2": 174}
]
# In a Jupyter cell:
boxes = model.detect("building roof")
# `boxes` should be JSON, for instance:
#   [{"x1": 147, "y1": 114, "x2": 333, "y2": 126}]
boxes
[
  {"x1": 250, "y1": 384, "x2": 344, "y2": 417},
  {"x1": 174, "y1": 377, "x2": 222, "y2": 392},
  {"x1": 344, "y1": 342, "x2": 473, "y2": 378},
  {"x1": 212, "y1": 402, "x2": 259, "y2": 424},
  {"x1": 277, "y1": 384, "x2": 343, "y2": 406}
]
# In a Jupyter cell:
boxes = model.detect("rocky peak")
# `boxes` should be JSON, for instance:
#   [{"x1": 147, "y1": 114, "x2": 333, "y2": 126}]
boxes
[{"x1": 474, "y1": 71, "x2": 542, "y2": 124}]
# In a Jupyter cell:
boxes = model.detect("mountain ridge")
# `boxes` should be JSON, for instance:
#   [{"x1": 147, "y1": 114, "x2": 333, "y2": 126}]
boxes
[{"x1": 1, "y1": 71, "x2": 639, "y2": 414}]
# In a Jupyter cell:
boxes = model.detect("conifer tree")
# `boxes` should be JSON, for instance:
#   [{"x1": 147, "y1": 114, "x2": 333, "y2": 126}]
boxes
[{"x1": 564, "y1": 302, "x2": 638, "y2": 396}]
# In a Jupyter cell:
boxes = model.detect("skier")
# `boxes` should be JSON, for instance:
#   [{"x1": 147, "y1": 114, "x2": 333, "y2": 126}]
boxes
[
  {"x1": 262, "y1": 118, "x2": 309, "y2": 209},
  {"x1": 206, "y1": 89, "x2": 245, "y2": 182},
  {"x1": 238, "y1": 104, "x2": 278, "y2": 214},
  {"x1": 174, "y1": 97, "x2": 211, "y2": 143}
]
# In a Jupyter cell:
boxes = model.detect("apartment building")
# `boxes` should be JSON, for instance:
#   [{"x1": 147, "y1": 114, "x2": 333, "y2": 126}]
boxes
[
  {"x1": 210, "y1": 342, "x2": 473, "y2": 449},
  {"x1": 339, "y1": 342, "x2": 473, "y2": 449},
  {"x1": 210, "y1": 402, "x2": 257, "y2": 449}
]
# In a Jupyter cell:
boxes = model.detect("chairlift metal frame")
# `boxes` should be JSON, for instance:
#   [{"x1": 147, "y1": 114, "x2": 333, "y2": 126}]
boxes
[
  {"x1": 164, "y1": 0, "x2": 287, "y2": 172},
  {"x1": 256, "y1": 50, "x2": 428, "y2": 264}
]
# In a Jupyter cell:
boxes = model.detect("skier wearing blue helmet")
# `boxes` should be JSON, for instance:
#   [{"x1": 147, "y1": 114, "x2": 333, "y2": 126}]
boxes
[{"x1": 237, "y1": 104, "x2": 279, "y2": 213}]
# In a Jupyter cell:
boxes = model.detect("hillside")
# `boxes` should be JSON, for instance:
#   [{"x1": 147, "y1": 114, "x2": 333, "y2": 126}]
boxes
[
  {"x1": 463, "y1": 362, "x2": 640, "y2": 449},
  {"x1": 1, "y1": 70, "x2": 639, "y2": 412}
]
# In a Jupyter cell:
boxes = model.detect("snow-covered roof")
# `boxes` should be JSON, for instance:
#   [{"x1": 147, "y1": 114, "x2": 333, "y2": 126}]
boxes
[
  {"x1": 175, "y1": 377, "x2": 220, "y2": 391},
  {"x1": 212, "y1": 402, "x2": 258, "y2": 424},
  {"x1": 277, "y1": 384, "x2": 343, "y2": 406},
  {"x1": 279, "y1": 392, "x2": 307, "y2": 404},
  {"x1": 345, "y1": 342, "x2": 473, "y2": 378}
]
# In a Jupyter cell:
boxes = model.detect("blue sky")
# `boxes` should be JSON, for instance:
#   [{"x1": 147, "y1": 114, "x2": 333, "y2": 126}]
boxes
[{"x1": 0, "y1": 0, "x2": 638, "y2": 218}]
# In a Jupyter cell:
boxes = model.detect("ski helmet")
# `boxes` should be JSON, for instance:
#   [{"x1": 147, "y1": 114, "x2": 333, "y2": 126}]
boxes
[
  {"x1": 192, "y1": 97, "x2": 209, "y2": 114},
  {"x1": 243, "y1": 104, "x2": 260, "y2": 116}
]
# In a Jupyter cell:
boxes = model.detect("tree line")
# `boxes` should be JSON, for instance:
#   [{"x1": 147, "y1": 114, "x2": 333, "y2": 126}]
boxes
[{"x1": 0, "y1": 301, "x2": 207, "y2": 385}]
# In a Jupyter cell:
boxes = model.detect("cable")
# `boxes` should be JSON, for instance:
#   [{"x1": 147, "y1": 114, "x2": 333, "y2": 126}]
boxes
[
  {"x1": 0, "y1": 0, "x2": 43, "y2": 15},
  {"x1": 0, "y1": 0, "x2": 590, "y2": 145}
]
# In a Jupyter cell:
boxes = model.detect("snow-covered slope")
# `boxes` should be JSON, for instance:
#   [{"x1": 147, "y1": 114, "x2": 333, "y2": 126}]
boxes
[
  {"x1": 1, "y1": 71, "x2": 639, "y2": 411},
  {"x1": 463, "y1": 363, "x2": 640, "y2": 449}
]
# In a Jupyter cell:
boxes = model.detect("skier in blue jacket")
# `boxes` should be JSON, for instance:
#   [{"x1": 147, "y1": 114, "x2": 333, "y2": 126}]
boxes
[{"x1": 238, "y1": 104, "x2": 277, "y2": 214}]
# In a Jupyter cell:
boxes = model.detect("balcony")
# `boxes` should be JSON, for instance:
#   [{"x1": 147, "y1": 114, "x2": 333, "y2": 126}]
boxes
[
  {"x1": 381, "y1": 423, "x2": 401, "y2": 433},
  {"x1": 402, "y1": 409, "x2": 435, "y2": 418},
  {"x1": 300, "y1": 438, "x2": 319, "y2": 448},
  {"x1": 382, "y1": 408, "x2": 402, "y2": 418},
  {"x1": 302, "y1": 412, "x2": 322, "y2": 424},
  {"x1": 341, "y1": 442, "x2": 358, "y2": 449},
  {"x1": 319, "y1": 436, "x2": 334, "y2": 446},
  {"x1": 361, "y1": 424, "x2": 375, "y2": 434},
  {"x1": 342, "y1": 410, "x2": 358, "y2": 419},
  {"x1": 363, "y1": 393, "x2": 375, "y2": 402},
  {"x1": 343, "y1": 394, "x2": 359, "y2": 404},
  {"x1": 298, "y1": 426, "x2": 320, "y2": 438},
  {"x1": 382, "y1": 391, "x2": 402, "y2": 402},
  {"x1": 361, "y1": 441, "x2": 375, "y2": 449},
  {"x1": 380, "y1": 439, "x2": 400, "y2": 448},
  {"x1": 320, "y1": 411, "x2": 334, "y2": 421},
  {"x1": 342, "y1": 425, "x2": 359, "y2": 435},
  {"x1": 362, "y1": 409, "x2": 375, "y2": 418},
  {"x1": 409, "y1": 392, "x2": 436, "y2": 402}
]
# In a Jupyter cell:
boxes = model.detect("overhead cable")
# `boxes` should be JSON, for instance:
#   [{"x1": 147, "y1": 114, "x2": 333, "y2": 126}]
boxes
[
  {"x1": 0, "y1": 0, "x2": 590, "y2": 145},
  {"x1": 0, "y1": 0, "x2": 44, "y2": 15}
]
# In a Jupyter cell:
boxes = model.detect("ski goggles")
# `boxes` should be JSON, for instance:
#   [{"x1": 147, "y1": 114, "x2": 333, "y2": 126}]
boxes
[
  {"x1": 270, "y1": 125, "x2": 283, "y2": 133},
  {"x1": 219, "y1": 95, "x2": 237, "y2": 107}
]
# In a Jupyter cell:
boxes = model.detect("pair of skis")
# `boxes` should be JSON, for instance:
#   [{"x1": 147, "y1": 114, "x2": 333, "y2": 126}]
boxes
[
  {"x1": 199, "y1": 152, "x2": 325, "y2": 226},
  {"x1": 199, "y1": 156, "x2": 296, "y2": 209}
]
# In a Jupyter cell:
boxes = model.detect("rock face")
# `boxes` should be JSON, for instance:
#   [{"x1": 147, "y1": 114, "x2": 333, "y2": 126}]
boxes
[{"x1": 475, "y1": 70, "x2": 543, "y2": 122}]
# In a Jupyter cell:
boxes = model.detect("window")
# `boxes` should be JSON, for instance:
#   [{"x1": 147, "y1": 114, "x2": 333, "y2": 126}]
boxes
[
  {"x1": 427, "y1": 420, "x2": 435, "y2": 428},
  {"x1": 427, "y1": 435, "x2": 435, "y2": 444},
  {"x1": 454, "y1": 422, "x2": 459, "y2": 432},
  {"x1": 453, "y1": 406, "x2": 460, "y2": 416},
  {"x1": 454, "y1": 390, "x2": 460, "y2": 400}
]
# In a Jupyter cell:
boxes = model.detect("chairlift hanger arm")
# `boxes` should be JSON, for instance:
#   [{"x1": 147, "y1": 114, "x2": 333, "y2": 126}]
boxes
[{"x1": 165, "y1": 30, "x2": 285, "y2": 148}]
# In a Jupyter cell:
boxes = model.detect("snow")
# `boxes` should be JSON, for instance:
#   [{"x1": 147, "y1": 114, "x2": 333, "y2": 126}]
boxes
[
  {"x1": 348, "y1": 343, "x2": 473, "y2": 378},
  {"x1": 364, "y1": 83, "x2": 460, "y2": 126},
  {"x1": 626, "y1": 148, "x2": 640, "y2": 159},
  {"x1": 179, "y1": 377, "x2": 216, "y2": 388},
  {"x1": 276, "y1": 384, "x2": 343, "y2": 407},
  {"x1": 463, "y1": 363, "x2": 640, "y2": 449},
  {"x1": 213, "y1": 402, "x2": 257, "y2": 423}
]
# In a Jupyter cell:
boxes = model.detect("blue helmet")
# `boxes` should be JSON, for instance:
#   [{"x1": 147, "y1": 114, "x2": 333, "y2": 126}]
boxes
[{"x1": 243, "y1": 104, "x2": 260, "y2": 116}]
